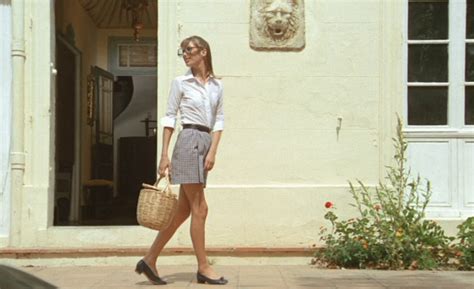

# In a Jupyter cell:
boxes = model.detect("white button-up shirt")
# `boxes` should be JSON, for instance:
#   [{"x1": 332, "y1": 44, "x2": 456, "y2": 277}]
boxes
[{"x1": 161, "y1": 70, "x2": 224, "y2": 132}]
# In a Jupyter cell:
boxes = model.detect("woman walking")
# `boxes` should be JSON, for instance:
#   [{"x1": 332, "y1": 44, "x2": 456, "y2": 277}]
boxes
[{"x1": 135, "y1": 35, "x2": 227, "y2": 286}]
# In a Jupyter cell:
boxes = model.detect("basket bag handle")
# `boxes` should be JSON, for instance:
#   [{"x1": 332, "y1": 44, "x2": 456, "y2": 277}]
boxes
[{"x1": 141, "y1": 174, "x2": 172, "y2": 195}]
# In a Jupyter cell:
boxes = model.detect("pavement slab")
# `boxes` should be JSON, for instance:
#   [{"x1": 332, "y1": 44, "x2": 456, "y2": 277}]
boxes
[{"x1": 1, "y1": 265, "x2": 470, "y2": 289}]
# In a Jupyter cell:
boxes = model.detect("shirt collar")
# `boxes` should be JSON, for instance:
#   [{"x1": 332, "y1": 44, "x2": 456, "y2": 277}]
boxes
[
  {"x1": 183, "y1": 69, "x2": 194, "y2": 80},
  {"x1": 183, "y1": 69, "x2": 217, "y2": 84}
]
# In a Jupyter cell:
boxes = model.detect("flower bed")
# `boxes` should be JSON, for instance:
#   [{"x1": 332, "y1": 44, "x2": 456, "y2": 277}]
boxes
[{"x1": 313, "y1": 117, "x2": 473, "y2": 270}]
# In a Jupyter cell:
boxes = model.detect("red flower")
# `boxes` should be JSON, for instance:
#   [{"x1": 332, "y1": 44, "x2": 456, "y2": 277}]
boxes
[{"x1": 324, "y1": 201, "x2": 333, "y2": 209}]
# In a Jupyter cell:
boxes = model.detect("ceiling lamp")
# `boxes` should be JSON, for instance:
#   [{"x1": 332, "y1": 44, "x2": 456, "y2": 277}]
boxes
[{"x1": 122, "y1": 0, "x2": 149, "y2": 41}]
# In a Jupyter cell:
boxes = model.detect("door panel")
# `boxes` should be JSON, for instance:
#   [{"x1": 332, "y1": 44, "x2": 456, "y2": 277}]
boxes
[
  {"x1": 462, "y1": 140, "x2": 474, "y2": 208},
  {"x1": 407, "y1": 141, "x2": 454, "y2": 207},
  {"x1": 91, "y1": 66, "x2": 114, "y2": 180}
]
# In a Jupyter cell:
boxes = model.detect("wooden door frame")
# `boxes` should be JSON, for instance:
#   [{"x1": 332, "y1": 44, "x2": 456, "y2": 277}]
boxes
[{"x1": 56, "y1": 33, "x2": 82, "y2": 224}]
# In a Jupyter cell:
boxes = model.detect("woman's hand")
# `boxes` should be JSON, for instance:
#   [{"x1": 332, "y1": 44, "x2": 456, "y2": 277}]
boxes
[
  {"x1": 204, "y1": 153, "x2": 216, "y2": 171},
  {"x1": 158, "y1": 156, "x2": 171, "y2": 177},
  {"x1": 205, "y1": 131, "x2": 222, "y2": 172}
]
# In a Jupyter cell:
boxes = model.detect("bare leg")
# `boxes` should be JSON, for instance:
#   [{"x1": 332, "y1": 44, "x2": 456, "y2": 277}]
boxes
[
  {"x1": 142, "y1": 186, "x2": 190, "y2": 274},
  {"x1": 182, "y1": 183, "x2": 221, "y2": 279}
]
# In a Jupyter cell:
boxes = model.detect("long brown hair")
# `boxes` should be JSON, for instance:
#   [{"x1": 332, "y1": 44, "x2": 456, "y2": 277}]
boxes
[{"x1": 180, "y1": 36, "x2": 215, "y2": 78}]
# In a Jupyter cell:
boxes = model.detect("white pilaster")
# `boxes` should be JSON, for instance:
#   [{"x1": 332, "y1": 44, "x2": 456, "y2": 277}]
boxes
[{"x1": 0, "y1": 0, "x2": 12, "y2": 238}]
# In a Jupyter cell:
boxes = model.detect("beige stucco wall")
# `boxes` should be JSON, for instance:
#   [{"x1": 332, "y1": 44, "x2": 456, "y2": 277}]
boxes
[
  {"x1": 155, "y1": 0, "x2": 405, "y2": 248},
  {"x1": 5, "y1": 0, "x2": 443, "y2": 259},
  {"x1": 161, "y1": 0, "x2": 390, "y2": 185}
]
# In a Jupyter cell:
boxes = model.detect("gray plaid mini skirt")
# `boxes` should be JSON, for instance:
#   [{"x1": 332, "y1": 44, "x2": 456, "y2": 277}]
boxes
[{"x1": 170, "y1": 128, "x2": 212, "y2": 186}]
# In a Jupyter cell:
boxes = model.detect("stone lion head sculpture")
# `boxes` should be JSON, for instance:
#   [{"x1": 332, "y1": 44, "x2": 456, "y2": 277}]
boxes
[{"x1": 257, "y1": 0, "x2": 300, "y2": 43}]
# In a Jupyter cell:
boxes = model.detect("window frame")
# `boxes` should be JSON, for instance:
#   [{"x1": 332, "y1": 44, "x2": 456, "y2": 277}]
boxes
[
  {"x1": 403, "y1": 1, "x2": 474, "y2": 218},
  {"x1": 108, "y1": 36, "x2": 157, "y2": 76},
  {"x1": 404, "y1": 0, "x2": 474, "y2": 135},
  {"x1": 117, "y1": 43, "x2": 157, "y2": 68}
]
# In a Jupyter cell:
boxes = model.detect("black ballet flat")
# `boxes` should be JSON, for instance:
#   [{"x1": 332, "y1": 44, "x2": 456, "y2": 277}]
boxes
[
  {"x1": 196, "y1": 271, "x2": 228, "y2": 285},
  {"x1": 135, "y1": 259, "x2": 167, "y2": 285}
]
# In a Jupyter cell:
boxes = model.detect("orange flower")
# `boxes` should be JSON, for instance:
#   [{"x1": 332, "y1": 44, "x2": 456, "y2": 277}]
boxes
[{"x1": 362, "y1": 240, "x2": 368, "y2": 249}]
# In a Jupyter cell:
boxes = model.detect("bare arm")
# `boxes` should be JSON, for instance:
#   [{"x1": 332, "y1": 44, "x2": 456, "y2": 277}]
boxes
[
  {"x1": 159, "y1": 78, "x2": 181, "y2": 177},
  {"x1": 205, "y1": 130, "x2": 223, "y2": 171},
  {"x1": 158, "y1": 127, "x2": 174, "y2": 176}
]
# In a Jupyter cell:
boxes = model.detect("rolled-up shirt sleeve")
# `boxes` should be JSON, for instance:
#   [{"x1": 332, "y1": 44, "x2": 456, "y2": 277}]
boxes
[
  {"x1": 212, "y1": 84, "x2": 224, "y2": 132},
  {"x1": 160, "y1": 78, "x2": 181, "y2": 128}
]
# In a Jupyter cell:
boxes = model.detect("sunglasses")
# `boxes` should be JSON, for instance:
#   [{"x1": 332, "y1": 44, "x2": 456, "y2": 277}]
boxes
[{"x1": 177, "y1": 46, "x2": 201, "y2": 56}]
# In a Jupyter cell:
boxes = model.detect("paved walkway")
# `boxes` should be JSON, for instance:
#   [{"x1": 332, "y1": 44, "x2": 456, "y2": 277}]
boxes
[{"x1": 11, "y1": 265, "x2": 474, "y2": 289}]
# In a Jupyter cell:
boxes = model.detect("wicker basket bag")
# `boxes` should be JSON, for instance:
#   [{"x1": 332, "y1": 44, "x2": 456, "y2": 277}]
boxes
[{"x1": 136, "y1": 176, "x2": 178, "y2": 231}]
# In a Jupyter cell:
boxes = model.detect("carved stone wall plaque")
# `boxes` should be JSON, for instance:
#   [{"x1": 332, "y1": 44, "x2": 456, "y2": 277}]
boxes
[{"x1": 250, "y1": 0, "x2": 305, "y2": 51}]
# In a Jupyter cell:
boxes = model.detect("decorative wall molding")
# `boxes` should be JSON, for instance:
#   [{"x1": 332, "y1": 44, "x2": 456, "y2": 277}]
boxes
[
  {"x1": 205, "y1": 184, "x2": 377, "y2": 189},
  {"x1": 0, "y1": 246, "x2": 316, "y2": 258}
]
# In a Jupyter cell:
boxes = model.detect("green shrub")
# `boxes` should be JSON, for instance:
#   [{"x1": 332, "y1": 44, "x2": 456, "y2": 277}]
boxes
[
  {"x1": 315, "y1": 117, "x2": 455, "y2": 269},
  {"x1": 453, "y1": 217, "x2": 474, "y2": 270}
]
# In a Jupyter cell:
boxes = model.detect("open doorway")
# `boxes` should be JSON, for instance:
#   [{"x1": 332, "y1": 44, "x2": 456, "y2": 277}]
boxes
[
  {"x1": 54, "y1": 34, "x2": 82, "y2": 225},
  {"x1": 54, "y1": 0, "x2": 158, "y2": 226}
]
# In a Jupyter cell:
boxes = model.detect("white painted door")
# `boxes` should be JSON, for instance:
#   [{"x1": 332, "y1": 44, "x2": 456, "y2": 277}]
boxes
[{"x1": 405, "y1": 0, "x2": 474, "y2": 218}]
